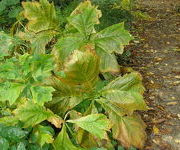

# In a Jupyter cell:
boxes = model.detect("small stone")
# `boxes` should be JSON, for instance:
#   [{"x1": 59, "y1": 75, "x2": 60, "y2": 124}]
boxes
[
  {"x1": 177, "y1": 114, "x2": 180, "y2": 119},
  {"x1": 175, "y1": 75, "x2": 180, "y2": 79},
  {"x1": 150, "y1": 80, "x2": 154, "y2": 84},
  {"x1": 166, "y1": 102, "x2": 178, "y2": 106},
  {"x1": 175, "y1": 139, "x2": 180, "y2": 143},
  {"x1": 171, "y1": 97, "x2": 176, "y2": 100}
]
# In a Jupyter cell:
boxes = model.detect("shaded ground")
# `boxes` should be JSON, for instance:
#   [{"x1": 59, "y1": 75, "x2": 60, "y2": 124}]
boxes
[{"x1": 129, "y1": 0, "x2": 180, "y2": 149}]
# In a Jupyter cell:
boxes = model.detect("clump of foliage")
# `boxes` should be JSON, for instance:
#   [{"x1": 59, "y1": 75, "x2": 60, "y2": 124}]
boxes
[
  {"x1": 0, "y1": 0, "x2": 23, "y2": 30},
  {"x1": 0, "y1": 0, "x2": 148, "y2": 149}
]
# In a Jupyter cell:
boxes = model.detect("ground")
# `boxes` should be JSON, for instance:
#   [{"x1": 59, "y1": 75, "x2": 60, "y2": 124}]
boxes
[{"x1": 129, "y1": 0, "x2": 180, "y2": 149}]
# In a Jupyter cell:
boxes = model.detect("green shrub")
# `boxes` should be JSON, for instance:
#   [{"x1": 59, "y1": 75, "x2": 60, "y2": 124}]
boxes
[{"x1": 0, "y1": 0, "x2": 147, "y2": 149}]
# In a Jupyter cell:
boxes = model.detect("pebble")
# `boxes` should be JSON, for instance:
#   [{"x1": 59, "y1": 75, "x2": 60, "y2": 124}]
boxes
[{"x1": 166, "y1": 102, "x2": 178, "y2": 106}]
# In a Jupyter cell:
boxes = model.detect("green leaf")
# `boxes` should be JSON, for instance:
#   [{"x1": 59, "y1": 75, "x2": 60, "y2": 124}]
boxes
[
  {"x1": 31, "y1": 86, "x2": 55, "y2": 105},
  {"x1": 0, "y1": 32, "x2": 16, "y2": 58},
  {"x1": 5, "y1": 0, "x2": 20, "y2": 6},
  {"x1": 0, "y1": 137, "x2": 9, "y2": 150},
  {"x1": 111, "y1": 114, "x2": 146, "y2": 149},
  {"x1": 0, "y1": 54, "x2": 54, "y2": 81},
  {"x1": 26, "y1": 54, "x2": 54, "y2": 81},
  {"x1": 93, "y1": 23, "x2": 133, "y2": 54},
  {"x1": 17, "y1": 142, "x2": 26, "y2": 150},
  {"x1": 14, "y1": 101, "x2": 54, "y2": 127},
  {"x1": 8, "y1": 6, "x2": 22, "y2": 19},
  {"x1": 62, "y1": 49, "x2": 99, "y2": 88},
  {"x1": 0, "y1": 58, "x2": 21, "y2": 80},
  {"x1": 53, "y1": 125, "x2": 80, "y2": 150},
  {"x1": 0, "y1": 116, "x2": 19, "y2": 126},
  {"x1": 67, "y1": 1, "x2": 101, "y2": 36},
  {"x1": 67, "y1": 114, "x2": 111, "y2": 139},
  {"x1": 0, "y1": 82, "x2": 25, "y2": 105},
  {"x1": 53, "y1": 34, "x2": 85, "y2": 63},
  {"x1": 31, "y1": 125, "x2": 54, "y2": 147},
  {"x1": 22, "y1": 0, "x2": 59, "y2": 32},
  {"x1": 0, "y1": 124, "x2": 28, "y2": 142}
]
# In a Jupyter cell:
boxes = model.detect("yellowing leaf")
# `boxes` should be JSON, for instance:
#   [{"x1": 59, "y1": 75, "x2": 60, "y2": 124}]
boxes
[
  {"x1": 53, "y1": 125, "x2": 80, "y2": 150},
  {"x1": 21, "y1": 0, "x2": 59, "y2": 54},
  {"x1": 103, "y1": 72, "x2": 145, "y2": 94},
  {"x1": 22, "y1": 0, "x2": 59, "y2": 32},
  {"x1": 99, "y1": 72, "x2": 147, "y2": 115},
  {"x1": 111, "y1": 114, "x2": 147, "y2": 149},
  {"x1": 67, "y1": 114, "x2": 111, "y2": 139},
  {"x1": 62, "y1": 49, "x2": 100, "y2": 88},
  {"x1": 47, "y1": 115, "x2": 64, "y2": 128},
  {"x1": 102, "y1": 90, "x2": 146, "y2": 114},
  {"x1": 14, "y1": 101, "x2": 54, "y2": 127},
  {"x1": 76, "y1": 128, "x2": 113, "y2": 149},
  {"x1": 96, "y1": 47, "x2": 119, "y2": 72},
  {"x1": 67, "y1": 1, "x2": 101, "y2": 36}
]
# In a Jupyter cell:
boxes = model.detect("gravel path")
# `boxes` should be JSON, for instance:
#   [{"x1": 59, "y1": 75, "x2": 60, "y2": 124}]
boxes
[{"x1": 130, "y1": 0, "x2": 180, "y2": 149}]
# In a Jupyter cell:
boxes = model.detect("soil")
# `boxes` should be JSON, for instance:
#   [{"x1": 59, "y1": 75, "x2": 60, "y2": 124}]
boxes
[{"x1": 128, "y1": 0, "x2": 180, "y2": 149}]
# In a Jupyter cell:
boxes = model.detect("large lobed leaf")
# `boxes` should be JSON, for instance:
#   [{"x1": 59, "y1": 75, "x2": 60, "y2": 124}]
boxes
[
  {"x1": 22, "y1": 0, "x2": 59, "y2": 32},
  {"x1": 14, "y1": 101, "x2": 54, "y2": 127},
  {"x1": 99, "y1": 72, "x2": 147, "y2": 115},
  {"x1": 0, "y1": 54, "x2": 55, "y2": 105},
  {"x1": 96, "y1": 72, "x2": 147, "y2": 149},
  {"x1": 110, "y1": 114, "x2": 147, "y2": 149},
  {"x1": 21, "y1": 0, "x2": 59, "y2": 54},
  {"x1": 62, "y1": 49, "x2": 100, "y2": 88},
  {"x1": 66, "y1": 1, "x2": 102, "y2": 36},
  {"x1": 67, "y1": 114, "x2": 111, "y2": 139},
  {"x1": 93, "y1": 23, "x2": 133, "y2": 54},
  {"x1": 92, "y1": 23, "x2": 133, "y2": 72}
]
